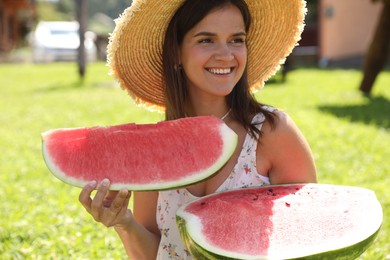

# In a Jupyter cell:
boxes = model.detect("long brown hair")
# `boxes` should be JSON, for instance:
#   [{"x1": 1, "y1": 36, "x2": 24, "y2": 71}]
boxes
[{"x1": 162, "y1": 0, "x2": 276, "y2": 139}]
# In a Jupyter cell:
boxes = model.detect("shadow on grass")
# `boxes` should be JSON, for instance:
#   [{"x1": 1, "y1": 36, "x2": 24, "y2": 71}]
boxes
[
  {"x1": 318, "y1": 96, "x2": 390, "y2": 129},
  {"x1": 33, "y1": 79, "x2": 117, "y2": 93},
  {"x1": 34, "y1": 79, "x2": 86, "y2": 93}
]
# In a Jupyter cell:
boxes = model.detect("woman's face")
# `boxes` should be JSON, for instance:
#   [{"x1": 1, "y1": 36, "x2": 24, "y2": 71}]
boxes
[{"x1": 180, "y1": 4, "x2": 247, "y2": 101}]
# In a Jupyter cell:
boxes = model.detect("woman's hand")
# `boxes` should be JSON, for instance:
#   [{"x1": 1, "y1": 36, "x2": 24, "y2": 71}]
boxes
[{"x1": 79, "y1": 179, "x2": 133, "y2": 229}]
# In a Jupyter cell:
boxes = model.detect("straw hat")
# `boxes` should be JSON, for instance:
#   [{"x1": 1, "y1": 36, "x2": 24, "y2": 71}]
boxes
[{"x1": 108, "y1": 0, "x2": 306, "y2": 112}]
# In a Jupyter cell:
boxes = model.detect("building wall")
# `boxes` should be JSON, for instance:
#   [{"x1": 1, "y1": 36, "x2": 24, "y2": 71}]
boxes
[
  {"x1": 320, "y1": 0, "x2": 382, "y2": 61},
  {"x1": 0, "y1": 0, "x2": 35, "y2": 52}
]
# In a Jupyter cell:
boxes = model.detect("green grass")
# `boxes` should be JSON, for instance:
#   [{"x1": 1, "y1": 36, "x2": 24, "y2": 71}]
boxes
[{"x1": 0, "y1": 63, "x2": 389, "y2": 259}]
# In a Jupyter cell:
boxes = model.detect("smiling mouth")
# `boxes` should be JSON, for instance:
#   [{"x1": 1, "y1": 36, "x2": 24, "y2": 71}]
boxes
[{"x1": 207, "y1": 68, "x2": 233, "y2": 75}]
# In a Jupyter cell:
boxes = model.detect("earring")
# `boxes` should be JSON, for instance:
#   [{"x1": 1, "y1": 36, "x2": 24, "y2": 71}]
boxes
[{"x1": 174, "y1": 64, "x2": 183, "y2": 71}]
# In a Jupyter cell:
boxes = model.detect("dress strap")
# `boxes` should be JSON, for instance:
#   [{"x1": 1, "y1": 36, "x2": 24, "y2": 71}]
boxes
[{"x1": 251, "y1": 105, "x2": 276, "y2": 137}]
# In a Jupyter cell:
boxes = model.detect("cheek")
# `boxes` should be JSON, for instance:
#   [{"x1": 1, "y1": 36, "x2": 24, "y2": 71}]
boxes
[
  {"x1": 238, "y1": 48, "x2": 248, "y2": 68},
  {"x1": 181, "y1": 47, "x2": 208, "y2": 69}
]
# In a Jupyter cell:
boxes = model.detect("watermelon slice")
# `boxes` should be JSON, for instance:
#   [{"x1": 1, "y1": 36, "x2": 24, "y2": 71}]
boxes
[
  {"x1": 176, "y1": 184, "x2": 383, "y2": 259},
  {"x1": 42, "y1": 116, "x2": 237, "y2": 191}
]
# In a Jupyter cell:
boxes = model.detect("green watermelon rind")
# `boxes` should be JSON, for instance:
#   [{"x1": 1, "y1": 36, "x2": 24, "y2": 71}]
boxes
[
  {"x1": 178, "y1": 184, "x2": 383, "y2": 259},
  {"x1": 176, "y1": 184, "x2": 383, "y2": 259},
  {"x1": 42, "y1": 121, "x2": 238, "y2": 191},
  {"x1": 177, "y1": 216, "x2": 381, "y2": 260}
]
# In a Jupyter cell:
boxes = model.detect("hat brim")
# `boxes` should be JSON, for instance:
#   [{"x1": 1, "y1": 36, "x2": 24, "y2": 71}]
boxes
[{"x1": 108, "y1": 0, "x2": 306, "y2": 112}]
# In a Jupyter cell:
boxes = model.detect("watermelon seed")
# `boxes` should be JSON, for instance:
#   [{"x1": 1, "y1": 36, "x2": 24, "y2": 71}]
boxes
[
  {"x1": 200, "y1": 202, "x2": 206, "y2": 206},
  {"x1": 252, "y1": 196, "x2": 259, "y2": 201},
  {"x1": 285, "y1": 202, "x2": 291, "y2": 207},
  {"x1": 268, "y1": 188, "x2": 273, "y2": 192}
]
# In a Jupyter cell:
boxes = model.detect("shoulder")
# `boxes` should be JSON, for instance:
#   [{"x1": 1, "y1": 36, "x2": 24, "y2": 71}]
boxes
[
  {"x1": 257, "y1": 110, "x2": 317, "y2": 184},
  {"x1": 260, "y1": 110, "x2": 306, "y2": 156},
  {"x1": 260, "y1": 109, "x2": 299, "y2": 137}
]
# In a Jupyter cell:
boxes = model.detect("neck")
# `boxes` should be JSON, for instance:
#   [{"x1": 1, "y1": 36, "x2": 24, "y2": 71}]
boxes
[
  {"x1": 185, "y1": 98, "x2": 230, "y2": 119},
  {"x1": 220, "y1": 108, "x2": 232, "y2": 121}
]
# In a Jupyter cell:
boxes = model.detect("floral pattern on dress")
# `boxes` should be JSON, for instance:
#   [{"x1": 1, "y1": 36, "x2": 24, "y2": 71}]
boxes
[
  {"x1": 161, "y1": 228, "x2": 170, "y2": 237},
  {"x1": 243, "y1": 163, "x2": 251, "y2": 174},
  {"x1": 162, "y1": 243, "x2": 182, "y2": 259}
]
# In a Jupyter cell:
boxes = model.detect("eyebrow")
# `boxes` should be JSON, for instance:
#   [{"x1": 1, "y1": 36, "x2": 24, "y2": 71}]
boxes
[{"x1": 193, "y1": 31, "x2": 247, "y2": 38}]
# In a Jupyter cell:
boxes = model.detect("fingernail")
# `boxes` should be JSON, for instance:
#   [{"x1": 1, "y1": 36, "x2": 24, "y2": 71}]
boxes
[
  {"x1": 101, "y1": 178, "x2": 110, "y2": 187},
  {"x1": 88, "y1": 180, "x2": 97, "y2": 187}
]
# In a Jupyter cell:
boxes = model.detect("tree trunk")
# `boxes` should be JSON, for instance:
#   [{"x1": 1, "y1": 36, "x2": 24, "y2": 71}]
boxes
[
  {"x1": 76, "y1": 0, "x2": 88, "y2": 78},
  {"x1": 359, "y1": 3, "x2": 390, "y2": 94}
]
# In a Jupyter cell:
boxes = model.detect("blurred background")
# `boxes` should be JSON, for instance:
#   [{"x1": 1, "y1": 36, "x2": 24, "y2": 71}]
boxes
[
  {"x1": 0, "y1": 0, "x2": 388, "y2": 69},
  {"x1": 0, "y1": 0, "x2": 128, "y2": 64}
]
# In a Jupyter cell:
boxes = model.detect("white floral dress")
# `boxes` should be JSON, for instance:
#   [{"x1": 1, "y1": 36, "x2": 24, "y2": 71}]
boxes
[{"x1": 156, "y1": 112, "x2": 272, "y2": 259}]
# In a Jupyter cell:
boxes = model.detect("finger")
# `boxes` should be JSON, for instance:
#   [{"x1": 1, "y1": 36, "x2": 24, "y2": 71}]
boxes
[
  {"x1": 103, "y1": 190, "x2": 119, "y2": 207},
  {"x1": 79, "y1": 180, "x2": 97, "y2": 212},
  {"x1": 117, "y1": 190, "x2": 132, "y2": 219},
  {"x1": 123, "y1": 190, "x2": 131, "y2": 205},
  {"x1": 107, "y1": 190, "x2": 129, "y2": 216},
  {"x1": 113, "y1": 191, "x2": 133, "y2": 228},
  {"x1": 105, "y1": 189, "x2": 130, "y2": 225},
  {"x1": 111, "y1": 189, "x2": 130, "y2": 211},
  {"x1": 90, "y1": 179, "x2": 110, "y2": 220}
]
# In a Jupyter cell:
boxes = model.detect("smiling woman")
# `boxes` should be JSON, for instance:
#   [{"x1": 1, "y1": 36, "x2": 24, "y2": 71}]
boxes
[{"x1": 77, "y1": 0, "x2": 317, "y2": 259}]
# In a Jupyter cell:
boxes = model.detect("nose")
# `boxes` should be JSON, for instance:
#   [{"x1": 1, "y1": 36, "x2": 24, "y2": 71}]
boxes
[{"x1": 214, "y1": 43, "x2": 234, "y2": 61}]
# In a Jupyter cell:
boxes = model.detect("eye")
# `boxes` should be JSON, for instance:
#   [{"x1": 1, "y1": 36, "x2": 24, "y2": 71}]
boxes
[
  {"x1": 198, "y1": 38, "x2": 213, "y2": 44},
  {"x1": 230, "y1": 37, "x2": 246, "y2": 46}
]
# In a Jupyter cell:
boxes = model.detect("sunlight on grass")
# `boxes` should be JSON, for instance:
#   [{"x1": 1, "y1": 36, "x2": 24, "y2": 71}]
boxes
[{"x1": 0, "y1": 63, "x2": 389, "y2": 259}]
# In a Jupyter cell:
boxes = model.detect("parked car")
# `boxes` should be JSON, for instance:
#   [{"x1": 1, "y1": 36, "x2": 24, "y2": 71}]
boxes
[{"x1": 30, "y1": 21, "x2": 97, "y2": 63}]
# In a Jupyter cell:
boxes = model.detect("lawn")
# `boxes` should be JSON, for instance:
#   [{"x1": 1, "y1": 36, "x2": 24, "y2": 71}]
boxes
[{"x1": 0, "y1": 62, "x2": 389, "y2": 259}]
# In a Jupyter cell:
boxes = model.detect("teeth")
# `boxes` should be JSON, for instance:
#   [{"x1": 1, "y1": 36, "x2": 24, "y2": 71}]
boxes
[{"x1": 208, "y1": 68, "x2": 231, "y2": 75}]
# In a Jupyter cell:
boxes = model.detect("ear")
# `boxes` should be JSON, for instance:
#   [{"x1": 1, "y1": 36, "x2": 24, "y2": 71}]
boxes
[{"x1": 174, "y1": 48, "x2": 183, "y2": 71}]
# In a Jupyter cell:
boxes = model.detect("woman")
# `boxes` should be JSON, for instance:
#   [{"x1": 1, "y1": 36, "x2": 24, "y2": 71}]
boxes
[{"x1": 79, "y1": 0, "x2": 317, "y2": 259}]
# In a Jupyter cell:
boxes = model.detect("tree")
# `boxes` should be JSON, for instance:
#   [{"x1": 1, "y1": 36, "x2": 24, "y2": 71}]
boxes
[
  {"x1": 36, "y1": 1, "x2": 72, "y2": 21},
  {"x1": 73, "y1": 0, "x2": 128, "y2": 78},
  {"x1": 359, "y1": 0, "x2": 390, "y2": 95},
  {"x1": 57, "y1": 0, "x2": 75, "y2": 17},
  {"x1": 76, "y1": 0, "x2": 88, "y2": 78},
  {"x1": 88, "y1": 0, "x2": 130, "y2": 19},
  {"x1": 38, "y1": 0, "x2": 129, "y2": 25}
]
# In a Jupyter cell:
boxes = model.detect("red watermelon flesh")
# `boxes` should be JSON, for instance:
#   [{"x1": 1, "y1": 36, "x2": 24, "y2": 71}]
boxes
[
  {"x1": 176, "y1": 184, "x2": 383, "y2": 259},
  {"x1": 42, "y1": 116, "x2": 237, "y2": 191}
]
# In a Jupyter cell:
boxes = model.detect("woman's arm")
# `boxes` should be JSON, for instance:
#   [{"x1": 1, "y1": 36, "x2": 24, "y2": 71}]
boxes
[
  {"x1": 115, "y1": 191, "x2": 160, "y2": 259},
  {"x1": 79, "y1": 180, "x2": 160, "y2": 259},
  {"x1": 258, "y1": 111, "x2": 317, "y2": 184}
]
